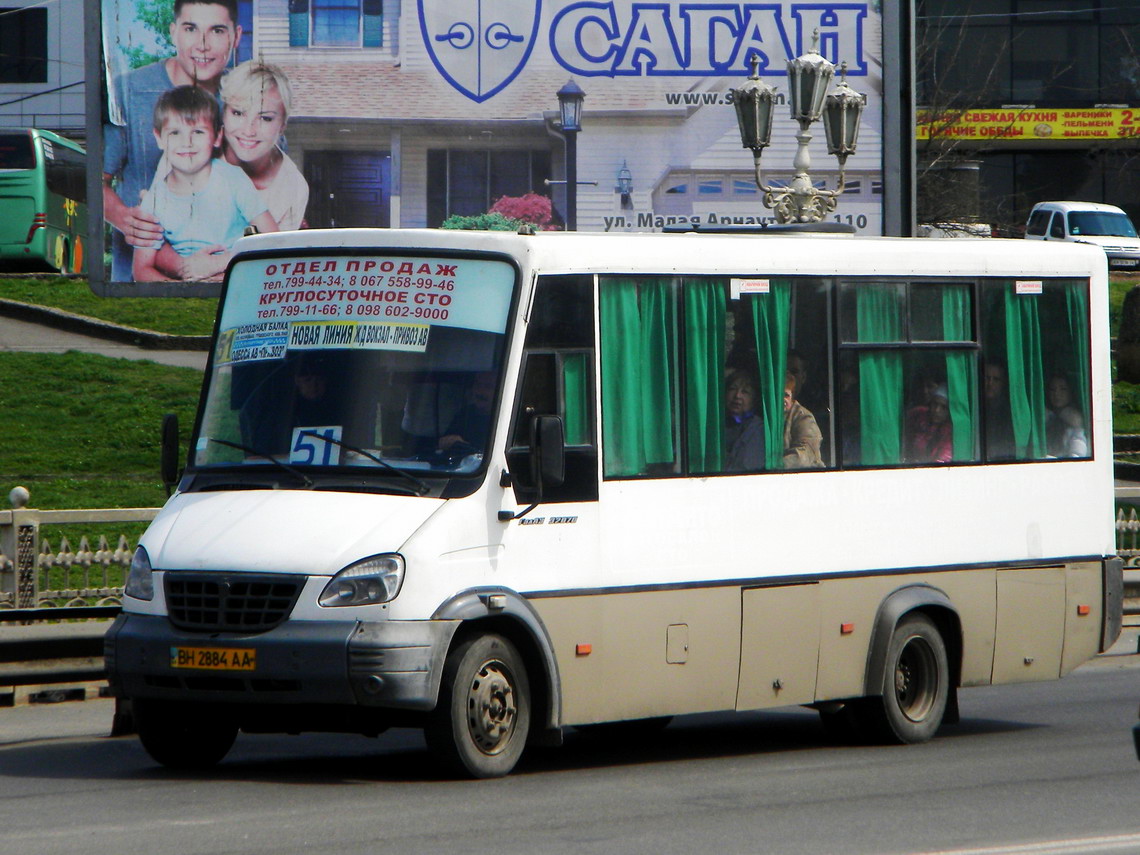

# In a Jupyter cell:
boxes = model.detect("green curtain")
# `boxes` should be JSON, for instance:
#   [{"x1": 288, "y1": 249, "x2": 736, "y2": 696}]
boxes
[
  {"x1": 749, "y1": 280, "x2": 792, "y2": 469},
  {"x1": 685, "y1": 281, "x2": 726, "y2": 472},
  {"x1": 1063, "y1": 282, "x2": 1090, "y2": 432},
  {"x1": 562, "y1": 353, "x2": 589, "y2": 446},
  {"x1": 1003, "y1": 285, "x2": 1046, "y2": 459},
  {"x1": 600, "y1": 278, "x2": 676, "y2": 476},
  {"x1": 942, "y1": 284, "x2": 976, "y2": 461},
  {"x1": 857, "y1": 285, "x2": 904, "y2": 465}
]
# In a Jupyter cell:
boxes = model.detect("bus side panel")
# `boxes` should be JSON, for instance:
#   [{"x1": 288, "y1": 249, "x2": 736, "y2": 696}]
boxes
[
  {"x1": 814, "y1": 570, "x2": 999, "y2": 700},
  {"x1": 993, "y1": 567, "x2": 1066, "y2": 684},
  {"x1": 531, "y1": 588, "x2": 741, "y2": 726},
  {"x1": 1061, "y1": 561, "x2": 1105, "y2": 675},
  {"x1": 737, "y1": 583, "x2": 820, "y2": 709}
]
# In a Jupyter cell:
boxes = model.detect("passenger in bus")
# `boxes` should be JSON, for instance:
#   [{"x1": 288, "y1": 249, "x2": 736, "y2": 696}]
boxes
[
  {"x1": 984, "y1": 363, "x2": 1015, "y2": 459},
  {"x1": 1045, "y1": 374, "x2": 1089, "y2": 458},
  {"x1": 905, "y1": 384, "x2": 953, "y2": 463},
  {"x1": 292, "y1": 355, "x2": 337, "y2": 429},
  {"x1": 783, "y1": 373, "x2": 824, "y2": 469},
  {"x1": 724, "y1": 368, "x2": 765, "y2": 471},
  {"x1": 439, "y1": 372, "x2": 496, "y2": 454}
]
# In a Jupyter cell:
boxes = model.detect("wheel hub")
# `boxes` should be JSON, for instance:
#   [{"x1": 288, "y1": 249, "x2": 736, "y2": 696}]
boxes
[{"x1": 466, "y1": 661, "x2": 517, "y2": 754}]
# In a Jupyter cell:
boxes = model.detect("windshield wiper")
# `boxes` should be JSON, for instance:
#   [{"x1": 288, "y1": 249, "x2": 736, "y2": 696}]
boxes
[
  {"x1": 297, "y1": 431, "x2": 430, "y2": 496},
  {"x1": 206, "y1": 438, "x2": 314, "y2": 488}
]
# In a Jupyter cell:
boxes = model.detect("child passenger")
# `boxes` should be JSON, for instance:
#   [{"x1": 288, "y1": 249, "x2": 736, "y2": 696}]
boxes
[{"x1": 132, "y1": 85, "x2": 277, "y2": 281}]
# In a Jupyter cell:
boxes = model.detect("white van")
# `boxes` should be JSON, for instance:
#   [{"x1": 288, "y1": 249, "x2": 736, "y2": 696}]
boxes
[
  {"x1": 1024, "y1": 200, "x2": 1140, "y2": 270},
  {"x1": 105, "y1": 227, "x2": 1121, "y2": 778}
]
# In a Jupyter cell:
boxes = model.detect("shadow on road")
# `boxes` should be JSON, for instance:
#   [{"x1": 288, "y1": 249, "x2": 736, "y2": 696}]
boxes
[{"x1": 0, "y1": 707, "x2": 1043, "y2": 785}]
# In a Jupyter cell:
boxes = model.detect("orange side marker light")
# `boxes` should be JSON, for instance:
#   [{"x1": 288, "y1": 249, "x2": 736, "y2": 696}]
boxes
[
  {"x1": 1077, "y1": 604, "x2": 1091, "y2": 616},
  {"x1": 576, "y1": 643, "x2": 592, "y2": 656},
  {"x1": 840, "y1": 623, "x2": 855, "y2": 635}
]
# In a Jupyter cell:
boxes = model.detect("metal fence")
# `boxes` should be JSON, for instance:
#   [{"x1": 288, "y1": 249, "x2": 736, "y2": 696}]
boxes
[{"x1": 0, "y1": 492, "x2": 158, "y2": 610}]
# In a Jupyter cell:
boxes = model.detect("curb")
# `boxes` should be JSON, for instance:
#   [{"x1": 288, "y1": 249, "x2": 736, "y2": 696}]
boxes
[{"x1": 0, "y1": 298, "x2": 211, "y2": 351}]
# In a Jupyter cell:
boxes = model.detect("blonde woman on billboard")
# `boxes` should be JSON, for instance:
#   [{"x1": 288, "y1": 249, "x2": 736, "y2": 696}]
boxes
[{"x1": 159, "y1": 60, "x2": 308, "y2": 281}]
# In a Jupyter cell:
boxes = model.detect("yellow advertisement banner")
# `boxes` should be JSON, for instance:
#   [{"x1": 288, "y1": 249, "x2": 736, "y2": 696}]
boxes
[{"x1": 917, "y1": 107, "x2": 1140, "y2": 141}]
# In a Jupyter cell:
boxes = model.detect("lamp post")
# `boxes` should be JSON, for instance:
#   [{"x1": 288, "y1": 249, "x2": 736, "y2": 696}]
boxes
[
  {"x1": 730, "y1": 33, "x2": 867, "y2": 224},
  {"x1": 556, "y1": 79, "x2": 585, "y2": 230}
]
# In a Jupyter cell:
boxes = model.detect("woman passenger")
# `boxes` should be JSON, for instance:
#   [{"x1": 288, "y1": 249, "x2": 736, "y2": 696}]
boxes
[{"x1": 724, "y1": 368, "x2": 765, "y2": 471}]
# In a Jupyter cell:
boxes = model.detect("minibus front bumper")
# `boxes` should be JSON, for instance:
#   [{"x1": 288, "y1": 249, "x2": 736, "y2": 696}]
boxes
[{"x1": 104, "y1": 613, "x2": 459, "y2": 711}]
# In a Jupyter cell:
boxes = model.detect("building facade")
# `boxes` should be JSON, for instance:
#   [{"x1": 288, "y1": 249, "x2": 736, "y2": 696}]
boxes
[{"x1": 917, "y1": 0, "x2": 1140, "y2": 233}]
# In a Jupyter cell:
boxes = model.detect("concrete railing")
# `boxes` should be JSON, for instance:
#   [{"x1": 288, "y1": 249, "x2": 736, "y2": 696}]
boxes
[{"x1": 0, "y1": 487, "x2": 158, "y2": 611}]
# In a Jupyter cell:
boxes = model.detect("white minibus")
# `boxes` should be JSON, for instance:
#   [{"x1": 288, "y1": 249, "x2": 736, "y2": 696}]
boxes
[{"x1": 105, "y1": 226, "x2": 1123, "y2": 777}]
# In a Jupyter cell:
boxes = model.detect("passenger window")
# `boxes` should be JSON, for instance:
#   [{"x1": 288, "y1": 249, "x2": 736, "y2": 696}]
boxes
[
  {"x1": 1050, "y1": 214, "x2": 1065, "y2": 239},
  {"x1": 839, "y1": 280, "x2": 979, "y2": 467},
  {"x1": 600, "y1": 275, "x2": 834, "y2": 479},
  {"x1": 599, "y1": 276, "x2": 681, "y2": 477},
  {"x1": 980, "y1": 279, "x2": 1090, "y2": 461}
]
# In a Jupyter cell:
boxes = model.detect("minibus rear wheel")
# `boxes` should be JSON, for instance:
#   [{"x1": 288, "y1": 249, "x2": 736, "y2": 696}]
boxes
[
  {"x1": 425, "y1": 633, "x2": 531, "y2": 778},
  {"x1": 134, "y1": 698, "x2": 238, "y2": 770},
  {"x1": 865, "y1": 613, "x2": 949, "y2": 744}
]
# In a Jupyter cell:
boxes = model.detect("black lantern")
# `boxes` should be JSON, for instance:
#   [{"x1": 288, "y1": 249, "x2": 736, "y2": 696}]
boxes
[
  {"x1": 731, "y1": 54, "x2": 776, "y2": 156},
  {"x1": 557, "y1": 79, "x2": 585, "y2": 133},
  {"x1": 822, "y1": 62, "x2": 867, "y2": 164}
]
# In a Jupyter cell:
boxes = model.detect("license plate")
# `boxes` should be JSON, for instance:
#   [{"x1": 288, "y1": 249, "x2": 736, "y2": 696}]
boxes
[
  {"x1": 170, "y1": 646, "x2": 256, "y2": 671},
  {"x1": 1112, "y1": 259, "x2": 1139, "y2": 268}
]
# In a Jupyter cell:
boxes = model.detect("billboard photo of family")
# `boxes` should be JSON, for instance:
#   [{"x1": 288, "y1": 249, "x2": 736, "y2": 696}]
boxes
[
  {"x1": 97, "y1": 0, "x2": 883, "y2": 290},
  {"x1": 101, "y1": 0, "x2": 308, "y2": 284}
]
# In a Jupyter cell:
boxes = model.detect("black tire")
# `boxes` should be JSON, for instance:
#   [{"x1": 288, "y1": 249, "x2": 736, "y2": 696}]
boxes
[
  {"x1": 864, "y1": 614, "x2": 949, "y2": 744},
  {"x1": 425, "y1": 633, "x2": 531, "y2": 778},
  {"x1": 134, "y1": 699, "x2": 238, "y2": 770}
]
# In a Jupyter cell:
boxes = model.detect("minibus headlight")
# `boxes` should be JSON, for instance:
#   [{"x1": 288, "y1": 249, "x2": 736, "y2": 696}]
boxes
[
  {"x1": 319, "y1": 554, "x2": 405, "y2": 607},
  {"x1": 124, "y1": 546, "x2": 154, "y2": 601}
]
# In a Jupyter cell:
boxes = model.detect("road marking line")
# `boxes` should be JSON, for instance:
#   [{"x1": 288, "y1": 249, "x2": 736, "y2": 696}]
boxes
[{"x1": 911, "y1": 832, "x2": 1140, "y2": 855}]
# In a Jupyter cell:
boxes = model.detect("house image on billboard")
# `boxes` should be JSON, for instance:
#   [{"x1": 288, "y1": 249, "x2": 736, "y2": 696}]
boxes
[{"x1": 117, "y1": 0, "x2": 884, "y2": 234}]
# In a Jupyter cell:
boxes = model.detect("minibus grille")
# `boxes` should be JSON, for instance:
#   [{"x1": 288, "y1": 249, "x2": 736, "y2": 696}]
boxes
[{"x1": 165, "y1": 573, "x2": 304, "y2": 632}]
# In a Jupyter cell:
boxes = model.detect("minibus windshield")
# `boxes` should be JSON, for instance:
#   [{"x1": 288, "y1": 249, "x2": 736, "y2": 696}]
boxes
[{"x1": 191, "y1": 251, "x2": 516, "y2": 490}]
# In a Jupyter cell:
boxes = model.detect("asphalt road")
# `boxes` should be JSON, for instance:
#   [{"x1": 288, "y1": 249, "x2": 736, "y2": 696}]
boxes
[{"x1": 1, "y1": 653, "x2": 1138, "y2": 855}]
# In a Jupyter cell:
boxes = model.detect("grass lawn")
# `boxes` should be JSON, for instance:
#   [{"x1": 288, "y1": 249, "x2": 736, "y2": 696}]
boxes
[
  {"x1": 0, "y1": 350, "x2": 202, "y2": 510},
  {"x1": 0, "y1": 275, "x2": 218, "y2": 336}
]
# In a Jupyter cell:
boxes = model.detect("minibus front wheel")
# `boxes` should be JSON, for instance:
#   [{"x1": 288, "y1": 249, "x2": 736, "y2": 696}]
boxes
[
  {"x1": 425, "y1": 633, "x2": 531, "y2": 778},
  {"x1": 133, "y1": 698, "x2": 238, "y2": 770}
]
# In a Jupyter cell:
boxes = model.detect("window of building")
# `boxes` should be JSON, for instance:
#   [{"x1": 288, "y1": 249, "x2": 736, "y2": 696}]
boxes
[
  {"x1": 288, "y1": 0, "x2": 382, "y2": 48},
  {"x1": 426, "y1": 149, "x2": 552, "y2": 226},
  {"x1": 0, "y1": 7, "x2": 47, "y2": 83}
]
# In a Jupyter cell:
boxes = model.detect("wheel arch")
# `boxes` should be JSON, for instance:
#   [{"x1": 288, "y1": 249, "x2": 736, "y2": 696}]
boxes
[
  {"x1": 862, "y1": 584, "x2": 962, "y2": 699},
  {"x1": 432, "y1": 587, "x2": 563, "y2": 740}
]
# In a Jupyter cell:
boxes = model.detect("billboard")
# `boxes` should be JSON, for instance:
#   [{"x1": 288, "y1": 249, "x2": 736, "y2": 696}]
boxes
[{"x1": 92, "y1": 0, "x2": 885, "y2": 291}]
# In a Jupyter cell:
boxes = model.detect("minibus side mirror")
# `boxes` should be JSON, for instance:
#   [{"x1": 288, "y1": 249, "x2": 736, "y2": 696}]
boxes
[
  {"x1": 531, "y1": 414, "x2": 565, "y2": 491},
  {"x1": 160, "y1": 413, "x2": 181, "y2": 496}
]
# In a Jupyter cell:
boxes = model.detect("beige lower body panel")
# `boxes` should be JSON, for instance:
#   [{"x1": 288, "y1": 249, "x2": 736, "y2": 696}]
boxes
[{"x1": 529, "y1": 561, "x2": 1104, "y2": 727}]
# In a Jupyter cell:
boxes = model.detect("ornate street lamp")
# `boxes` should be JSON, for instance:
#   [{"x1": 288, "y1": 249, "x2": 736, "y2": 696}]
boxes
[
  {"x1": 557, "y1": 79, "x2": 585, "y2": 230},
  {"x1": 730, "y1": 32, "x2": 866, "y2": 224}
]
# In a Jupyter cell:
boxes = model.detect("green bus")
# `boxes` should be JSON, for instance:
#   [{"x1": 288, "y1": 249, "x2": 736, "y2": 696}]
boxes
[{"x1": 0, "y1": 128, "x2": 88, "y2": 274}]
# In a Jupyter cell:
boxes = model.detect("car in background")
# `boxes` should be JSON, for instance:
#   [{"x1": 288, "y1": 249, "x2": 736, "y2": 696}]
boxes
[{"x1": 1025, "y1": 201, "x2": 1140, "y2": 271}]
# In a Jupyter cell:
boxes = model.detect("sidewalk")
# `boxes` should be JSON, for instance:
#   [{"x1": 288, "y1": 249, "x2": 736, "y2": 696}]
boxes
[{"x1": 0, "y1": 300, "x2": 209, "y2": 370}]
